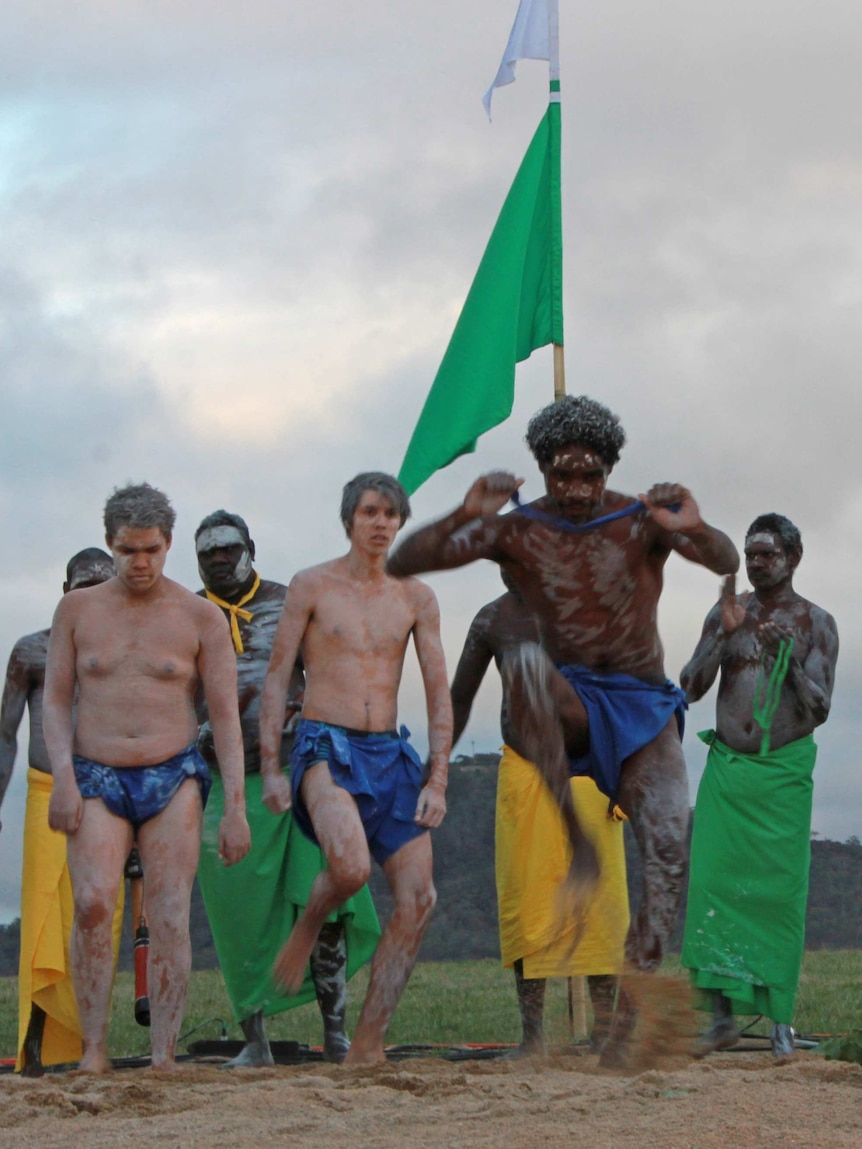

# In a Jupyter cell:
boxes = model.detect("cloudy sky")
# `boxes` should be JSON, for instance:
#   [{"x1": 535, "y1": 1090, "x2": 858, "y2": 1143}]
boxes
[{"x1": 0, "y1": 0, "x2": 859, "y2": 920}]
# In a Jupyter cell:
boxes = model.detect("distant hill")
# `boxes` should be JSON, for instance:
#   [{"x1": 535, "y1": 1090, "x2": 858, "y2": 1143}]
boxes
[{"x1": 2, "y1": 761, "x2": 861, "y2": 976}]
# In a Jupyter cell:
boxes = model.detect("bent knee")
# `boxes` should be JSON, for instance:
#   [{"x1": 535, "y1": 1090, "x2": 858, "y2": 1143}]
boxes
[
  {"x1": 394, "y1": 879, "x2": 437, "y2": 925},
  {"x1": 74, "y1": 888, "x2": 118, "y2": 931}
]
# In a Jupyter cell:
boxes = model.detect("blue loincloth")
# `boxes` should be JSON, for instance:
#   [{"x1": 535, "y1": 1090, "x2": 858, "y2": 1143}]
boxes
[
  {"x1": 73, "y1": 744, "x2": 211, "y2": 830},
  {"x1": 559, "y1": 666, "x2": 687, "y2": 802},
  {"x1": 290, "y1": 719, "x2": 427, "y2": 865}
]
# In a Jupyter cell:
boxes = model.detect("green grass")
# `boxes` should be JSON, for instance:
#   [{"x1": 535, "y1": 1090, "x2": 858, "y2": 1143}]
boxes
[{"x1": 4, "y1": 951, "x2": 862, "y2": 1063}]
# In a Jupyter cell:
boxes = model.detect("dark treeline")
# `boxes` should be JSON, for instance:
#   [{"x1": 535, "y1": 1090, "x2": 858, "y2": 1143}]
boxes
[{"x1": 1, "y1": 761, "x2": 861, "y2": 975}]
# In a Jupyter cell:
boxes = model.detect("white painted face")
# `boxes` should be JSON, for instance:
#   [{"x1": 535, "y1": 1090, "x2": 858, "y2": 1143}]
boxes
[
  {"x1": 745, "y1": 531, "x2": 791, "y2": 590},
  {"x1": 196, "y1": 525, "x2": 254, "y2": 592},
  {"x1": 542, "y1": 446, "x2": 610, "y2": 520}
]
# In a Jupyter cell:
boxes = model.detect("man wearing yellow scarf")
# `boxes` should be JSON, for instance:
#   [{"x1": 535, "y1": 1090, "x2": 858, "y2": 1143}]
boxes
[
  {"x1": 195, "y1": 511, "x2": 380, "y2": 1066},
  {"x1": 0, "y1": 549, "x2": 124, "y2": 1075}
]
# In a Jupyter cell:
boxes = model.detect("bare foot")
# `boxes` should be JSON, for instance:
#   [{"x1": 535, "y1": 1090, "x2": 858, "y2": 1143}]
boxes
[
  {"x1": 70, "y1": 1051, "x2": 113, "y2": 1076},
  {"x1": 273, "y1": 919, "x2": 320, "y2": 994},
  {"x1": 692, "y1": 1016, "x2": 741, "y2": 1059},
  {"x1": 149, "y1": 1058, "x2": 184, "y2": 1073},
  {"x1": 343, "y1": 1043, "x2": 386, "y2": 1066},
  {"x1": 221, "y1": 1042, "x2": 275, "y2": 1070}
]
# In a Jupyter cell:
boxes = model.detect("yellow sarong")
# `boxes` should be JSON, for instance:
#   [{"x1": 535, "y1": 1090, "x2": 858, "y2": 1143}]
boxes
[
  {"x1": 17, "y1": 769, "x2": 124, "y2": 1070},
  {"x1": 496, "y1": 746, "x2": 630, "y2": 979}
]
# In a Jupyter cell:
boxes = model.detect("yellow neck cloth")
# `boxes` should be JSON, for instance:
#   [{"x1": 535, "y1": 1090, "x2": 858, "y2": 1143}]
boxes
[{"x1": 205, "y1": 572, "x2": 261, "y2": 654}]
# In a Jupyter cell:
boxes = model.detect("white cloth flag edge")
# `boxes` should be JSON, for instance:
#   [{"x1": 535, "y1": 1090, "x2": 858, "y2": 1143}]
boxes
[{"x1": 482, "y1": 0, "x2": 553, "y2": 120}]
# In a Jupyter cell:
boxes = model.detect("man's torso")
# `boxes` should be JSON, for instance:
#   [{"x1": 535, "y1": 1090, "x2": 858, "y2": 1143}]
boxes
[
  {"x1": 301, "y1": 560, "x2": 418, "y2": 731},
  {"x1": 197, "y1": 578, "x2": 294, "y2": 773},
  {"x1": 72, "y1": 580, "x2": 204, "y2": 766},
  {"x1": 716, "y1": 591, "x2": 823, "y2": 753},
  {"x1": 14, "y1": 630, "x2": 51, "y2": 772},
  {"x1": 492, "y1": 493, "x2": 670, "y2": 682}
]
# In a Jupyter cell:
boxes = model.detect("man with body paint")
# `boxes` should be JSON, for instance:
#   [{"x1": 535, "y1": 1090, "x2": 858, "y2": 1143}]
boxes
[
  {"x1": 259, "y1": 472, "x2": 452, "y2": 1066},
  {"x1": 194, "y1": 510, "x2": 380, "y2": 1067},
  {"x1": 387, "y1": 395, "x2": 739, "y2": 1067},
  {"x1": 43, "y1": 483, "x2": 250, "y2": 1073},
  {"x1": 681, "y1": 514, "x2": 838, "y2": 1062},
  {"x1": 450, "y1": 571, "x2": 629, "y2": 1056},
  {"x1": 0, "y1": 549, "x2": 125, "y2": 1075}
]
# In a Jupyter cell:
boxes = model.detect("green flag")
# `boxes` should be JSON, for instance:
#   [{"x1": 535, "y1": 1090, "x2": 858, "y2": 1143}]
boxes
[{"x1": 398, "y1": 99, "x2": 564, "y2": 495}]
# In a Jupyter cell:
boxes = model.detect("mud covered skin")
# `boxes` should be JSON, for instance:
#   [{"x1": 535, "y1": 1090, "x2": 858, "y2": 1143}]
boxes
[
  {"x1": 43, "y1": 490, "x2": 250, "y2": 1074},
  {"x1": 196, "y1": 520, "x2": 350, "y2": 1065},
  {"x1": 1, "y1": 550, "x2": 116, "y2": 1074},
  {"x1": 388, "y1": 432, "x2": 737, "y2": 1067},
  {"x1": 260, "y1": 479, "x2": 453, "y2": 1065},
  {"x1": 681, "y1": 522, "x2": 838, "y2": 1059}
]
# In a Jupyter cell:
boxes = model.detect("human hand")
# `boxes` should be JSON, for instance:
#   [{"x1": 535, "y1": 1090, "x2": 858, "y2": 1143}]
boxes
[
  {"x1": 196, "y1": 720, "x2": 215, "y2": 758},
  {"x1": 639, "y1": 483, "x2": 702, "y2": 534},
  {"x1": 218, "y1": 807, "x2": 251, "y2": 865},
  {"x1": 719, "y1": 574, "x2": 746, "y2": 634},
  {"x1": 759, "y1": 620, "x2": 793, "y2": 655},
  {"x1": 262, "y1": 771, "x2": 293, "y2": 815},
  {"x1": 463, "y1": 472, "x2": 524, "y2": 519},
  {"x1": 415, "y1": 780, "x2": 447, "y2": 828},
  {"x1": 48, "y1": 772, "x2": 84, "y2": 835}
]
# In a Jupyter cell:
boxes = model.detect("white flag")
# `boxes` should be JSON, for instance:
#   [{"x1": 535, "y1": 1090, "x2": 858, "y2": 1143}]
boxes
[{"x1": 483, "y1": 0, "x2": 553, "y2": 120}]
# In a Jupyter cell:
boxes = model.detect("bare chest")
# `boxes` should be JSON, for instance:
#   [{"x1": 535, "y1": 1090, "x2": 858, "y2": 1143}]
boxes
[
  {"x1": 309, "y1": 587, "x2": 414, "y2": 659},
  {"x1": 75, "y1": 615, "x2": 198, "y2": 687}
]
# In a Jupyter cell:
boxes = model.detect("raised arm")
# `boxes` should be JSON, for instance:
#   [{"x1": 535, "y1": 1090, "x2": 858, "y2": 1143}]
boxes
[
  {"x1": 43, "y1": 598, "x2": 83, "y2": 835},
  {"x1": 259, "y1": 573, "x2": 314, "y2": 813},
  {"x1": 0, "y1": 640, "x2": 31, "y2": 827},
  {"x1": 411, "y1": 583, "x2": 452, "y2": 829},
  {"x1": 640, "y1": 484, "x2": 739, "y2": 576},
  {"x1": 450, "y1": 609, "x2": 494, "y2": 748},
  {"x1": 763, "y1": 607, "x2": 839, "y2": 729},
  {"x1": 197, "y1": 603, "x2": 250, "y2": 865},
  {"x1": 680, "y1": 576, "x2": 744, "y2": 702},
  {"x1": 387, "y1": 472, "x2": 522, "y2": 578}
]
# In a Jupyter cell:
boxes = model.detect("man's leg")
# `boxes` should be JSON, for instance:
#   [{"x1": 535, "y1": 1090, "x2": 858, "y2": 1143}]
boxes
[
  {"x1": 223, "y1": 1011, "x2": 274, "y2": 1069},
  {"x1": 600, "y1": 718, "x2": 689, "y2": 1067},
  {"x1": 513, "y1": 960, "x2": 546, "y2": 1053},
  {"x1": 273, "y1": 763, "x2": 370, "y2": 995},
  {"x1": 20, "y1": 1005, "x2": 47, "y2": 1078},
  {"x1": 346, "y1": 833, "x2": 436, "y2": 1065},
  {"x1": 137, "y1": 779, "x2": 203, "y2": 1070},
  {"x1": 502, "y1": 644, "x2": 599, "y2": 888},
  {"x1": 65, "y1": 802, "x2": 133, "y2": 1074},
  {"x1": 617, "y1": 719, "x2": 689, "y2": 972},
  {"x1": 311, "y1": 921, "x2": 350, "y2": 1063},
  {"x1": 694, "y1": 991, "x2": 739, "y2": 1057},
  {"x1": 587, "y1": 975, "x2": 617, "y2": 1053}
]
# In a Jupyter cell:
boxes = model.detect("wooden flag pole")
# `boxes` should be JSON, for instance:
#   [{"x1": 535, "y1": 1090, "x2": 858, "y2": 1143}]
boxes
[{"x1": 554, "y1": 342, "x2": 566, "y2": 400}]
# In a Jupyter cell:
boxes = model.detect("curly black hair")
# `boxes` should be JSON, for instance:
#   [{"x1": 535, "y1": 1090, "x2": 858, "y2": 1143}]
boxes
[
  {"x1": 525, "y1": 395, "x2": 626, "y2": 467},
  {"x1": 746, "y1": 513, "x2": 803, "y2": 559}
]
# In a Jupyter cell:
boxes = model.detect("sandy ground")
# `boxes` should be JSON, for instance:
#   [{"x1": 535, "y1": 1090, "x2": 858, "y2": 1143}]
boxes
[{"x1": 2, "y1": 1050, "x2": 861, "y2": 1149}]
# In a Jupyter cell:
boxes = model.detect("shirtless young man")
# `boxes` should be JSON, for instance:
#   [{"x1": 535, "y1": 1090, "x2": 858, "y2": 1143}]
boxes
[
  {"x1": 450, "y1": 572, "x2": 629, "y2": 1056},
  {"x1": 195, "y1": 510, "x2": 379, "y2": 1067},
  {"x1": 680, "y1": 514, "x2": 838, "y2": 1061},
  {"x1": 259, "y1": 472, "x2": 451, "y2": 1066},
  {"x1": 388, "y1": 395, "x2": 738, "y2": 1064},
  {"x1": 44, "y1": 483, "x2": 250, "y2": 1073},
  {"x1": 0, "y1": 549, "x2": 117, "y2": 1075}
]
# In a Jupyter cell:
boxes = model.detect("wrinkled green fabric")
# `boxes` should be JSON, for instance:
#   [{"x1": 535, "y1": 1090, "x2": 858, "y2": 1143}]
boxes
[
  {"x1": 398, "y1": 102, "x2": 563, "y2": 495},
  {"x1": 682, "y1": 730, "x2": 816, "y2": 1023},
  {"x1": 198, "y1": 772, "x2": 380, "y2": 1022}
]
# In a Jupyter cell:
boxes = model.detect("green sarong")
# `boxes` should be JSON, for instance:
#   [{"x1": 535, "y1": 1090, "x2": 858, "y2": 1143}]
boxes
[
  {"x1": 198, "y1": 772, "x2": 381, "y2": 1022},
  {"x1": 681, "y1": 730, "x2": 816, "y2": 1024}
]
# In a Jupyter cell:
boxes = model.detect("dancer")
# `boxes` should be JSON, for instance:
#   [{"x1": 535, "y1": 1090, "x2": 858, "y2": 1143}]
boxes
[
  {"x1": 259, "y1": 472, "x2": 451, "y2": 1065},
  {"x1": 0, "y1": 549, "x2": 123, "y2": 1075},
  {"x1": 195, "y1": 510, "x2": 380, "y2": 1066},
  {"x1": 681, "y1": 514, "x2": 838, "y2": 1061},
  {"x1": 450, "y1": 572, "x2": 629, "y2": 1055},
  {"x1": 43, "y1": 483, "x2": 250, "y2": 1072},
  {"x1": 388, "y1": 395, "x2": 738, "y2": 1064}
]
